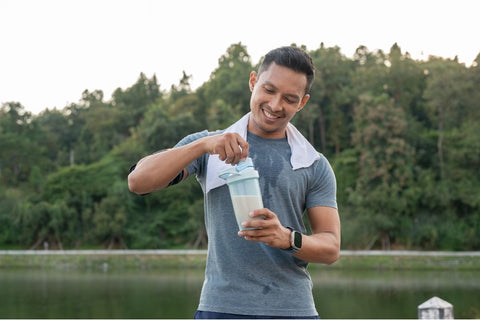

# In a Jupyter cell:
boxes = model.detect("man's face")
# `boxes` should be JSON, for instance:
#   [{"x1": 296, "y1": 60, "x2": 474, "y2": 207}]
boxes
[{"x1": 248, "y1": 62, "x2": 310, "y2": 139}]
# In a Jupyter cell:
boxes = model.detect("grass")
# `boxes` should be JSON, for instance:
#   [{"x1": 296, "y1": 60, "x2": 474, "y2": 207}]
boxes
[
  {"x1": 1, "y1": 251, "x2": 479, "y2": 271},
  {"x1": 319, "y1": 254, "x2": 480, "y2": 271},
  {"x1": 0, "y1": 253, "x2": 206, "y2": 271}
]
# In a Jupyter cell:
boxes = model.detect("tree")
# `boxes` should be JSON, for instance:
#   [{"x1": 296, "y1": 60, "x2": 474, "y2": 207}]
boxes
[
  {"x1": 0, "y1": 102, "x2": 43, "y2": 186},
  {"x1": 93, "y1": 180, "x2": 129, "y2": 249},
  {"x1": 200, "y1": 42, "x2": 253, "y2": 126},
  {"x1": 386, "y1": 43, "x2": 426, "y2": 117},
  {"x1": 351, "y1": 45, "x2": 389, "y2": 96},
  {"x1": 308, "y1": 44, "x2": 356, "y2": 155},
  {"x1": 32, "y1": 108, "x2": 71, "y2": 166},
  {"x1": 423, "y1": 57, "x2": 470, "y2": 179},
  {"x1": 1, "y1": 42, "x2": 479, "y2": 251},
  {"x1": 77, "y1": 91, "x2": 123, "y2": 163},
  {"x1": 0, "y1": 187, "x2": 24, "y2": 247},
  {"x1": 113, "y1": 73, "x2": 162, "y2": 134},
  {"x1": 350, "y1": 93, "x2": 416, "y2": 249}
]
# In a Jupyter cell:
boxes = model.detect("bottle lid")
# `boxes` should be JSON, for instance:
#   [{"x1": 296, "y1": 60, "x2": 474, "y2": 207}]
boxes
[{"x1": 218, "y1": 157, "x2": 259, "y2": 182}]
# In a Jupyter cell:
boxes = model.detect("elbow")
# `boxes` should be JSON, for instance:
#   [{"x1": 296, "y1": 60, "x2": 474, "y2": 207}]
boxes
[
  {"x1": 325, "y1": 249, "x2": 340, "y2": 265},
  {"x1": 308, "y1": 247, "x2": 339, "y2": 265},
  {"x1": 320, "y1": 233, "x2": 341, "y2": 265},
  {"x1": 128, "y1": 172, "x2": 143, "y2": 195},
  {"x1": 322, "y1": 238, "x2": 341, "y2": 265},
  {"x1": 127, "y1": 173, "x2": 137, "y2": 193},
  {"x1": 128, "y1": 172, "x2": 161, "y2": 195},
  {"x1": 326, "y1": 239, "x2": 341, "y2": 265},
  {"x1": 306, "y1": 243, "x2": 340, "y2": 265}
]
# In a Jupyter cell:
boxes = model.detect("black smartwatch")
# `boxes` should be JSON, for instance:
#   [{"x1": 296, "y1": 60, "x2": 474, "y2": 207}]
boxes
[{"x1": 283, "y1": 227, "x2": 302, "y2": 253}]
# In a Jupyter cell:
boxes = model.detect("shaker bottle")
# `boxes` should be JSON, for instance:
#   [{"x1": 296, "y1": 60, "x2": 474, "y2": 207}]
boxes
[{"x1": 219, "y1": 157, "x2": 264, "y2": 231}]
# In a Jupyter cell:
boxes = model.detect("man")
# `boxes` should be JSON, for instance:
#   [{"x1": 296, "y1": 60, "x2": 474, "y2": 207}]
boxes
[{"x1": 128, "y1": 46, "x2": 341, "y2": 319}]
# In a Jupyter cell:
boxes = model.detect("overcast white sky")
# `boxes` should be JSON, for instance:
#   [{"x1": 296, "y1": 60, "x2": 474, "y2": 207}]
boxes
[{"x1": 1, "y1": 0, "x2": 478, "y2": 114}]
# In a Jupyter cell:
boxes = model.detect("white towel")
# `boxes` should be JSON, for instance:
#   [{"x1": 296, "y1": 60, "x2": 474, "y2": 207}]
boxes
[{"x1": 205, "y1": 112, "x2": 320, "y2": 193}]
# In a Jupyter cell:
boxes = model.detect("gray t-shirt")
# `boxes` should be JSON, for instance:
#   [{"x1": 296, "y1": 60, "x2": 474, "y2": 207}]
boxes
[{"x1": 174, "y1": 130, "x2": 337, "y2": 317}]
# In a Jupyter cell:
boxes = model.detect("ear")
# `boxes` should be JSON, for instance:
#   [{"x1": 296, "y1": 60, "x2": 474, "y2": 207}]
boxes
[
  {"x1": 249, "y1": 71, "x2": 258, "y2": 92},
  {"x1": 297, "y1": 94, "x2": 310, "y2": 111}
]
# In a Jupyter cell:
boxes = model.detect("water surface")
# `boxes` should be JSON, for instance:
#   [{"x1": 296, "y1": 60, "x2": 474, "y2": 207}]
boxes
[{"x1": 0, "y1": 268, "x2": 478, "y2": 318}]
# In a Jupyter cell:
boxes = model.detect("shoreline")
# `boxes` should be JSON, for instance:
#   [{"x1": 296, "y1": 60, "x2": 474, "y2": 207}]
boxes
[
  {"x1": 1, "y1": 249, "x2": 479, "y2": 256},
  {"x1": 1, "y1": 250, "x2": 479, "y2": 271}
]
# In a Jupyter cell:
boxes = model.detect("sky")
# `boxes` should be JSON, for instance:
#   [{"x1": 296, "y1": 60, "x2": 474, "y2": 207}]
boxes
[{"x1": 1, "y1": 0, "x2": 479, "y2": 115}]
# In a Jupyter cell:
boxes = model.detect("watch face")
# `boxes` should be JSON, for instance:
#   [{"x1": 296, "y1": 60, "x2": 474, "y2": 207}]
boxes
[{"x1": 293, "y1": 231, "x2": 302, "y2": 248}]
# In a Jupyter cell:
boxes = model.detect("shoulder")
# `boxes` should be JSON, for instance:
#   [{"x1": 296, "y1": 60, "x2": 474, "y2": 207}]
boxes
[
  {"x1": 314, "y1": 153, "x2": 333, "y2": 170},
  {"x1": 311, "y1": 153, "x2": 336, "y2": 181}
]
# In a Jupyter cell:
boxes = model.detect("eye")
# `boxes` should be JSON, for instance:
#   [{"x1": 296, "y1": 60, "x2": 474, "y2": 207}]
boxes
[
  {"x1": 284, "y1": 97, "x2": 296, "y2": 104},
  {"x1": 263, "y1": 86, "x2": 274, "y2": 94},
  {"x1": 284, "y1": 96, "x2": 300, "y2": 104}
]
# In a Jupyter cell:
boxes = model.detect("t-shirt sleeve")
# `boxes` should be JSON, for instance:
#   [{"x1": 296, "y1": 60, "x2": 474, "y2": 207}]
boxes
[
  {"x1": 306, "y1": 154, "x2": 338, "y2": 210},
  {"x1": 173, "y1": 130, "x2": 209, "y2": 177}
]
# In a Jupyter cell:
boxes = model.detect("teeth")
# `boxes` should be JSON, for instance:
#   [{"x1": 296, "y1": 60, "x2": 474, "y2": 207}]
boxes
[{"x1": 263, "y1": 110, "x2": 279, "y2": 119}]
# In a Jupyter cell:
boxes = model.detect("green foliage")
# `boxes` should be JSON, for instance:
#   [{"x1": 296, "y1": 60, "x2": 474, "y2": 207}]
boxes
[
  {"x1": 1, "y1": 43, "x2": 479, "y2": 251},
  {"x1": 0, "y1": 187, "x2": 23, "y2": 246},
  {"x1": 125, "y1": 178, "x2": 204, "y2": 249},
  {"x1": 307, "y1": 43, "x2": 356, "y2": 154},
  {"x1": 200, "y1": 42, "x2": 253, "y2": 123}
]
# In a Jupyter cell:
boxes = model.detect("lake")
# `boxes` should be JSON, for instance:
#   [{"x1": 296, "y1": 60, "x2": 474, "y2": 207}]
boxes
[{"x1": 0, "y1": 267, "x2": 479, "y2": 318}]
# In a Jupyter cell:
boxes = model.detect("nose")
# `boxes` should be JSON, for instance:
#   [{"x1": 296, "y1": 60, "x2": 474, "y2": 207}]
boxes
[{"x1": 269, "y1": 95, "x2": 283, "y2": 112}]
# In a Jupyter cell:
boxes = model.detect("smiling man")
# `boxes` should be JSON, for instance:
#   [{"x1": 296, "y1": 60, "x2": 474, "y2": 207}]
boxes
[{"x1": 128, "y1": 46, "x2": 341, "y2": 319}]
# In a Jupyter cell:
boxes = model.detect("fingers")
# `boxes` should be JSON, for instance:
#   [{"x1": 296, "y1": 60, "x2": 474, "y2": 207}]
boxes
[
  {"x1": 224, "y1": 140, "x2": 239, "y2": 165},
  {"x1": 211, "y1": 133, "x2": 249, "y2": 165},
  {"x1": 238, "y1": 209, "x2": 284, "y2": 247},
  {"x1": 238, "y1": 138, "x2": 249, "y2": 161},
  {"x1": 242, "y1": 208, "x2": 273, "y2": 226},
  {"x1": 238, "y1": 226, "x2": 286, "y2": 248}
]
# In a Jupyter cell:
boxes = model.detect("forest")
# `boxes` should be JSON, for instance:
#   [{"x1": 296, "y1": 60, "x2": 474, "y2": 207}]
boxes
[{"x1": 1, "y1": 42, "x2": 479, "y2": 251}]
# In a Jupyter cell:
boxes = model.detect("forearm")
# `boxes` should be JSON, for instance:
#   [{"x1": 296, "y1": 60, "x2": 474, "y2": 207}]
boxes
[
  {"x1": 128, "y1": 138, "x2": 207, "y2": 194},
  {"x1": 294, "y1": 206, "x2": 341, "y2": 264},
  {"x1": 294, "y1": 232, "x2": 340, "y2": 264},
  {"x1": 128, "y1": 132, "x2": 249, "y2": 195},
  {"x1": 239, "y1": 207, "x2": 341, "y2": 265}
]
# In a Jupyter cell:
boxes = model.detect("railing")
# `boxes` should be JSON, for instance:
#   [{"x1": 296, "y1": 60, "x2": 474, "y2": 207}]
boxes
[{"x1": 1, "y1": 249, "x2": 479, "y2": 256}]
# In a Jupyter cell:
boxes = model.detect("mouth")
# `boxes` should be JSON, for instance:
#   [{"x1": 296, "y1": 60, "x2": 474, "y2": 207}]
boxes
[{"x1": 262, "y1": 108, "x2": 282, "y2": 120}]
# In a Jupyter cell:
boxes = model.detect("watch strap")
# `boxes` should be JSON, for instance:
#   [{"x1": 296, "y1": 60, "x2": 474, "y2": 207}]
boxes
[{"x1": 283, "y1": 227, "x2": 300, "y2": 253}]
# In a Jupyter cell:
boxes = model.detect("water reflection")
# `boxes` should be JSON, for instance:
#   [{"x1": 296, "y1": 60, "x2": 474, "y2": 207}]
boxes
[
  {"x1": 311, "y1": 269, "x2": 480, "y2": 318},
  {"x1": 0, "y1": 269, "x2": 203, "y2": 318},
  {"x1": 0, "y1": 268, "x2": 478, "y2": 318}
]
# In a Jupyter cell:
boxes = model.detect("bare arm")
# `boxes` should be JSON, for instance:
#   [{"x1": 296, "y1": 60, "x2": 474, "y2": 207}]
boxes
[
  {"x1": 128, "y1": 132, "x2": 249, "y2": 195},
  {"x1": 239, "y1": 206, "x2": 341, "y2": 264},
  {"x1": 295, "y1": 206, "x2": 341, "y2": 264}
]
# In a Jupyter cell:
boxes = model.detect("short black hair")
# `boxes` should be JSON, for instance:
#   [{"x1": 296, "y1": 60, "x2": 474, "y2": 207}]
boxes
[{"x1": 258, "y1": 46, "x2": 315, "y2": 94}]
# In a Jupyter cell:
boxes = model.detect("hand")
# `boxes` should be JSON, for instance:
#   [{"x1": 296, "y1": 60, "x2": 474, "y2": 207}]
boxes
[
  {"x1": 237, "y1": 209, "x2": 291, "y2": 249},
  {"x1": 204, "y1": 133, "x2": 249, "y2": 165}
]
